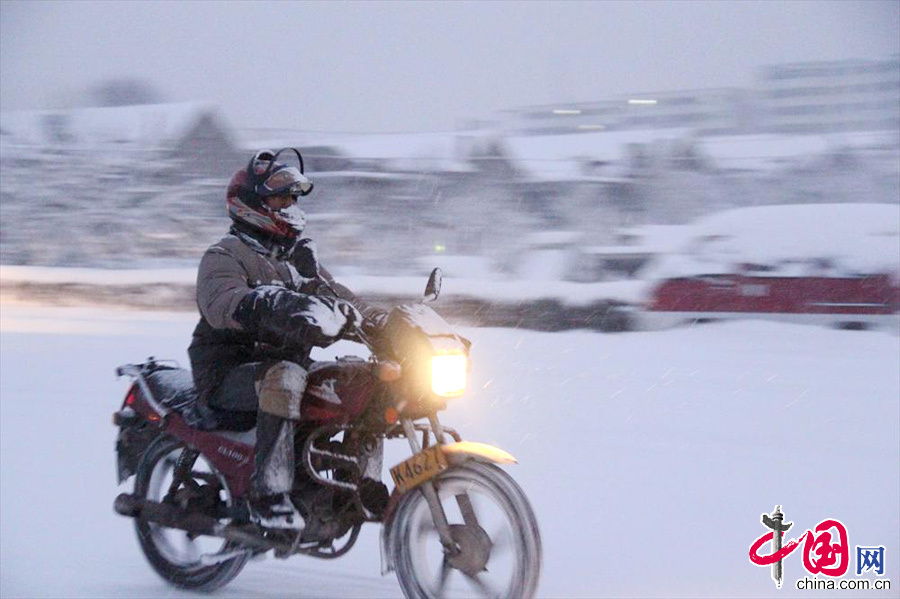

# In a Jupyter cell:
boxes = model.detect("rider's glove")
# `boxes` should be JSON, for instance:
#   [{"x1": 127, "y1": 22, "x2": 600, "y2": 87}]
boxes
[{"x1": 234, "y1": 286, "x2": 362, "y2": 349}]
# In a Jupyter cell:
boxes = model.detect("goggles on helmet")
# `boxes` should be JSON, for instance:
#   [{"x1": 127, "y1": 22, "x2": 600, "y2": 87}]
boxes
[{"x1": 256, "y1": 165, "x2": 313, "y2": 197}]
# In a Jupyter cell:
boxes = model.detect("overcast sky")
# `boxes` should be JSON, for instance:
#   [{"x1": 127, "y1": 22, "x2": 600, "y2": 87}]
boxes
[{"x1": 1, "y1": 1, "x2": 898, "y2": 133}]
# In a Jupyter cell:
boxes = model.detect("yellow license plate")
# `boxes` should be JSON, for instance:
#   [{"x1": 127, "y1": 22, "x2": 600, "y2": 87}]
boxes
[{"x1": 390, "y1": 445, "x2": 448, "y2": 492}]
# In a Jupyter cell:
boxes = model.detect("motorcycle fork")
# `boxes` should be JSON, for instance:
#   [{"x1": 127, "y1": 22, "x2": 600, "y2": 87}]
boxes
[{"x1": 400, "y1": 418, "x2": 459, "y2": 555}]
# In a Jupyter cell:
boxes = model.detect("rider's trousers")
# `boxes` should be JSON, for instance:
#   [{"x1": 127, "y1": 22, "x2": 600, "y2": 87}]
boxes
[{"x1": 207, "y1": 361, "x2": 308, "y2": 496}]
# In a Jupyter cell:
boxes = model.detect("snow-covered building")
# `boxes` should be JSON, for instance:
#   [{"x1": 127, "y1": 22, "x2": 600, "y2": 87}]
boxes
[
  {"x1": 0, "y1": 103, "x2": 243, "y2": 266},
  {"x1": 515, "y1": 230, "x2": 583, "y2": 281},
  {"x1": 0, "y1": 102, "x2": 239, "y2": 176},
  {"x1": 758, "y1": 56, "x2": 900, "y2": 134},
  {"x1": 1, "y1": 96, "x2": 897, "y2": 275},
  {"x1": 240, "y1": 130, "x2": 529, "y2": 275},
  {"x1": 496, "y1": 56, "x2": 900, "y2": 139},
  {"x1": 573, "y1": 224, "x2": 692, "y2": 281},
  {"x1": 1, "y1": 102, "x2": 232, "y2": 150},
  {"x1": 496, "y1": 89, "x2": 750, "y2": 137}
]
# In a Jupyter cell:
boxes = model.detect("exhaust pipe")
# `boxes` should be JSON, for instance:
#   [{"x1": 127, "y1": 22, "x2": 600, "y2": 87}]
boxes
[
  {"x1": 113, "y1": 493, "x2": 142, "y2": 517},
  {"x1": 113, "y1": 493, "x2": 282, "y2": 552}
]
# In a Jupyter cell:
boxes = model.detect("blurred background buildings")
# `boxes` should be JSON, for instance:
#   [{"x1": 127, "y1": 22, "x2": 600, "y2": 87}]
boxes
[
  {"x1": 500, "y1": 56, "x2": 900, "y2": 136},
  {"x1": 1, "y1": 55, "x2": 898, "y2": 280}
]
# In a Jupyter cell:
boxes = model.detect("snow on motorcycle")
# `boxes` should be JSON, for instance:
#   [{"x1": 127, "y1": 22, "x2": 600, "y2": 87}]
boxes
[{"x1": 112, "y1": 269, "x2": 542, "y2": 598}]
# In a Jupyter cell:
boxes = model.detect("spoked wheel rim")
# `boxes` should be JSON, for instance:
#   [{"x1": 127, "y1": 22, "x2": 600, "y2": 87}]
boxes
[
  {"x1": 143, "y1": 448, "x2": 232, "y2": 568},
  {"x1": 402, "y1": 470, "x2": 532, "y2": 598}
]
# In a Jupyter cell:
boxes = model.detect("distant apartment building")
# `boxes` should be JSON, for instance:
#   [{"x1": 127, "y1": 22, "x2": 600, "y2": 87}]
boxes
[
  {"x1": 759, "y1": 55, "x2": 900, "y2": 134},
  {"x1": 498, "y1": 88, "x2": 751, "y2": 136},
  {"x1": 497, "y1": 56, "x2": 899, "y2": 137}
]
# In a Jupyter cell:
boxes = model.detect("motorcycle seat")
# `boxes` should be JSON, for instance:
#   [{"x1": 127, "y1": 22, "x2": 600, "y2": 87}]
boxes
[{"x1": 145, "y1": 367, "x2": 219, "y2": 431}]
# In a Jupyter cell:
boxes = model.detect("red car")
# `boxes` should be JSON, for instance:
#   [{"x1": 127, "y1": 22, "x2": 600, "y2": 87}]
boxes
[{"x1": 648, "y1": 272, "x2": 900, "y2": 330}]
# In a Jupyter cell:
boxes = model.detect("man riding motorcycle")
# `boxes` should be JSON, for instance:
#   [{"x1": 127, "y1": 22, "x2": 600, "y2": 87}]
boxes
[{"x1": 188, "y1": 148, "x2": 385, "y2": 530}]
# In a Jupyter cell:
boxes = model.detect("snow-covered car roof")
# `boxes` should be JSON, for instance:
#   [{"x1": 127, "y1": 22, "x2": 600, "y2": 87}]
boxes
[{"x1": 645, "y1": 203, "x2": 900, "y2": 280}]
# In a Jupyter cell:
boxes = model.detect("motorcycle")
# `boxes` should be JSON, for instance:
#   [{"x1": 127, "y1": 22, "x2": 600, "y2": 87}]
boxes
[{"x1": 112, "y1": 269, "x2": 542, "y2": 598}]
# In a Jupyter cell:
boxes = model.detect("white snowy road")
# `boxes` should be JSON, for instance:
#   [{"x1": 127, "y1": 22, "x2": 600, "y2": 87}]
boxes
[{"x1": 1, "y1": 305, "x2": 898, "y2": 598}]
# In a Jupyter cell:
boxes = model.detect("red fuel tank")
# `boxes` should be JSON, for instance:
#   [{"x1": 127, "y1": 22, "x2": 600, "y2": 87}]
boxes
[{"x1": 302, "y1": 358, "x2": 378, "y2": 424}]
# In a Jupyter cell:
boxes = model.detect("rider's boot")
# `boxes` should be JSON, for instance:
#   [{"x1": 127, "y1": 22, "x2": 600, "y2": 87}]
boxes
[
  {"x1": 248, "y1": 361, "x2": 309, "y2": 530},
  {"x1": 249, "y1": 411, "x2": 304, "y2": 530}
]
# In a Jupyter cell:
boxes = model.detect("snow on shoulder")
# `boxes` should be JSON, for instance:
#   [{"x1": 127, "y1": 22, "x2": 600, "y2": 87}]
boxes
[{"x1": 647, "y1": 203, "x2": 900, "y2": 280}]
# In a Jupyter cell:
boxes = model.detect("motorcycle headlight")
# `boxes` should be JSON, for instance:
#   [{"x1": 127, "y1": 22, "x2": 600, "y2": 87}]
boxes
[{"x1": 431, "y1": 351, "x2": 467, "y2": 398}]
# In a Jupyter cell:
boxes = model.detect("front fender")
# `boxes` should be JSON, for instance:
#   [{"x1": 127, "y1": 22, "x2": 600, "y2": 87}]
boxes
[
  {"x1": 440, "y1": 441, "x2": 517, "y2": 466},
  {"x1": 379, "y1": 441, "x2": 517, "y2": 575}
]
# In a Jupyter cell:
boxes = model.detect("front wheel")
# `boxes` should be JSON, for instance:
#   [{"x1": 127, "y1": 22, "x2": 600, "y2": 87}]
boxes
[
  {"x1": 133, "y1": 436, "x2": 249, "y2": 591},
  {"x1": 390, "y1": 461, "x2": 542, "y2": 599}
]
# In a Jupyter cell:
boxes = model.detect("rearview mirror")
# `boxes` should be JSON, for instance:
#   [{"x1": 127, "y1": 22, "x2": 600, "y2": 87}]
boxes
[{"x1": 424, "y1": 268, "x2": 442, "y2": 302}]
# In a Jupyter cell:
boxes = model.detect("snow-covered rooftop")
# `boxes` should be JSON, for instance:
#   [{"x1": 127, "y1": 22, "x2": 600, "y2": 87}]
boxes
[
  {"x1": 245, "y1": 130, "x2": 480, "y2": 173},
  {"x1": 0, "y1": 102, "x2": 219, "y2": 148},
  {"x1": 615, "y1": 224, "x2": 694, "y2": 254},
  {"x1": 698, "y1": 131, "x2": 900, "y2": 171},
  {"x1": 242, "y1": 127, "x2": 899, "y2": 180},
  {"x1": 504, "y1": 128, "x2": 692, "y2": 181},
  {"x1": 248, "y1": 127, "x2": 700, "y2": 180},
  {"x1": 523, "y1": 230, "x2": 583, "y2": 246}
]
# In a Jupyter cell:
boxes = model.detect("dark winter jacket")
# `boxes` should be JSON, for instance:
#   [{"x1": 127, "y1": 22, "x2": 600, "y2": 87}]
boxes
[{"x1": 188, "y1": 229, "x2": 383, "y2": 405}]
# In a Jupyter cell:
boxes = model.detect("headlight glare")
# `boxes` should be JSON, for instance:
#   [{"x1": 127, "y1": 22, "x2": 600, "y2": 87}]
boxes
[{"x1": 431, "y1": 352, "x2": 467, "y2": 398}]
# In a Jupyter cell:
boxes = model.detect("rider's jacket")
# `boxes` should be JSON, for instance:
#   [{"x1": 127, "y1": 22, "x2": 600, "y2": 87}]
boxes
[{"x1": 189, "y1": 227, "x2": 382, "y2": 405}]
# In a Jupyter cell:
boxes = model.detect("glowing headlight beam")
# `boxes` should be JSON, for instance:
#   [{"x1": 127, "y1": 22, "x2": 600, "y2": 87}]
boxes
[{"x1": 431, "y1": 353, "x2": 467, "y2": 398}]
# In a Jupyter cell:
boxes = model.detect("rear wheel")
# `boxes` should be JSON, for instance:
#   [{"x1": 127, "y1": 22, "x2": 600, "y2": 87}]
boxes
[
  {"x1": 133, "y1": 436, "x2": 249, "y2": 591},
  {"x1": 390, "y1": 461, "x2": 542, "y2": 598}
]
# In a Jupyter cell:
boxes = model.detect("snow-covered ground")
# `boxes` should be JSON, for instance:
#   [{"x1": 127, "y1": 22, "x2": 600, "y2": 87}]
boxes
[{"x1": 1, "y1": 304, "x2": 897, "y2": 598}]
